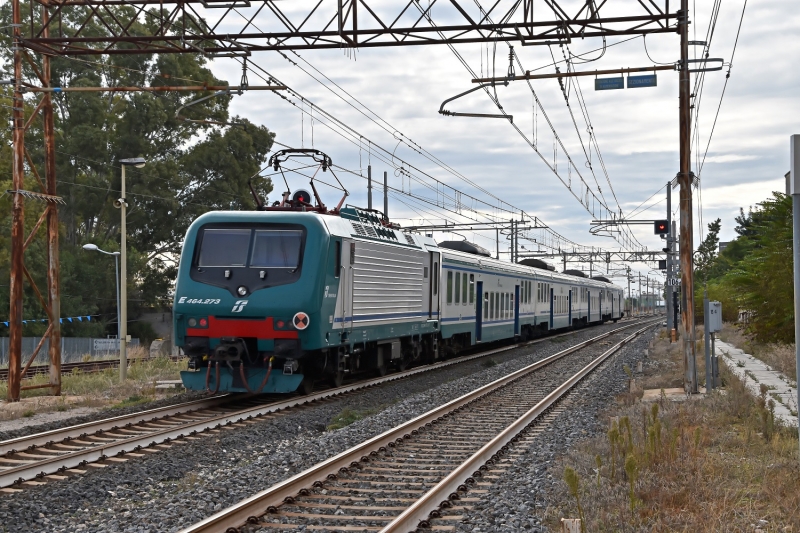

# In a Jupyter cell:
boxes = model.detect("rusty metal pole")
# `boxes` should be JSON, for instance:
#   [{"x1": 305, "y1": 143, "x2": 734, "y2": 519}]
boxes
[
  {"x1": 42, "y1": 4, "x2": 62, "y2": 396},
  {"x1": 8, "y1": 0, "x2": 25, "y2": 402},
  {"x1": 678, "y1": 0, "x2": 698, "y2": 394}
]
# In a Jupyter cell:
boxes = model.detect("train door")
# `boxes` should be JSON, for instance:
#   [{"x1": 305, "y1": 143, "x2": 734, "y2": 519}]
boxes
[
  {"x1": 339, "y1": 239, "x2": 355, "y2": 334},
  {"x1": 476, "y1": 281, "x2": 483, "y2": 342},
  {"x1": 514, "y1": 285, "x2": 520, "y2": 336},
  {"x1": 568, "y1": 288, "x2": 572, "y2": 327},
  {"x1": 549, "y1": 287, "x2": 554, "y2": 330},
  {"x1": 587, "y1": 290, "x2": 591, "y2": 324},
  {"x1": 428, "y1": 252, "x2": 440, "y2": 320}
]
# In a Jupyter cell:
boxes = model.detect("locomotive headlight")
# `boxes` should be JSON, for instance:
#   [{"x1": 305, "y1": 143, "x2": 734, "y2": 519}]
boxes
[
  {"x1": 237, "y1": 286, "x2": 248, "y2": 296},
  {"x1": 187, "y1": 317, "x2": 197, "y2": 327}
]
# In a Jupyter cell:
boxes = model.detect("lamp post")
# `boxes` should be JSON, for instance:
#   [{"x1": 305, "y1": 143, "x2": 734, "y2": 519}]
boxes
[
  {"x1": 82, "y1": 244, "x2": 121, "y2": 345},
  {"x1": 118, "y1": 157, "x2": 145, "y2": 381}
]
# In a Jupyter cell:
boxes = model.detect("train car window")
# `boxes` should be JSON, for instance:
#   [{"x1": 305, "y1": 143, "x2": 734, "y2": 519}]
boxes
[
  {"x1": 447, "y1": 271, "x2": 453, "y2": 304},
  {"x1": 455, "y1": 272, "x2": 461, "y2": 304},
  {"x1": 490, "y1": 292, "x2": 495, "y2": 319},
  {"x1": 495, "y1": 292, "x2": 500, "y2": 319},
  {"x1": 251, "y1": 230, "x2": 303, "y2": 268},
  {"x1": 469, "y1": 275, "x2": 475, "y2": 304},
  {"x1": 424, "y1": 266, "x2": 429, "y2": 279},
  {"x1": 334, "y1": 241, "x2": 341, "y2": 278},
  {"x1": 350, "y1": 242, "x2": 356, "y2": 265},
  {"x1": 537, "y1": 283, "x2": 541, "y2": 303},
  {"x1": 506, "y1": 293, "x2": 510, "y2": 318},
  {"x1": 197, "y1": 229, "x2": 251, "y2": 267},
  {"x1": 433, "y1": 262, "x2": 438, "y2": 295},
  {"x1": 484, "y1": 292, "x2": 489, "y2": 319},
  {"x1": 463, "y1": 274, "x2": 469, "y2": 305}
]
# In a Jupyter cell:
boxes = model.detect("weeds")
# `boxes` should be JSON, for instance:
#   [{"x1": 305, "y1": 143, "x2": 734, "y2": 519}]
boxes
[
  {"x1": 547, "y1": 340, "x2": 800, "y2": 532},
  {"x1": 0, "y1": 349, "x2": 187, "y2": 419},
  {"x1": 563, "y1": 467, "x2": 586, "y2": 533},
  {"x1": 482, "y1": 358, "x2": 498, "y2": 368},
  {"x1": 22, "y1": 410, "x2": 35, "y2": 418},
  {"x1": 327, "y1": 406, "x2": 384, "y2": 431}
]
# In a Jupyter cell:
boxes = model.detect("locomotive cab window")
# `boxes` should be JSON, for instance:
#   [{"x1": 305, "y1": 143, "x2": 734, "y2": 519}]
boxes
[
  {"x1": 197, "y1": 229, "x2": 251, "y2": 267},
  {"x1": 191, "y1": 224, "x2": 306, "y2": 296}
]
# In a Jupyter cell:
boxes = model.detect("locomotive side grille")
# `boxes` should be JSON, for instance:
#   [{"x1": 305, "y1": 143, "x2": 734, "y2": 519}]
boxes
[
  {"x1": 351, "y1": 241, "x2": 425, "y2": 321},
  {"x1": 364, "y1": 225, "x2": 378, "y2": 238},
  {"x1": 351, "y1": 222, "x2": 368, "y2": 236},
  {"x1": 404, "y1": 234, "x2": 416, "y2": 246}
]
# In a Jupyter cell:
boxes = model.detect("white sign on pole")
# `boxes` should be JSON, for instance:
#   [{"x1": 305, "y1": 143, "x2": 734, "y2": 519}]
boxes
[{"x1": 708, "y1": 301, "x2": 722, "y2": 333}]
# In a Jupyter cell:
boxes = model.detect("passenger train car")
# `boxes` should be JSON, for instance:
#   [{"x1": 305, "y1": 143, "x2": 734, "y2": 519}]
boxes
[
  {"x1": 173, "y1": 149, "x2": 623, "y2": 393},
  {"x1": 173, "y1": 201, "x2": 625, "y2": 395}
]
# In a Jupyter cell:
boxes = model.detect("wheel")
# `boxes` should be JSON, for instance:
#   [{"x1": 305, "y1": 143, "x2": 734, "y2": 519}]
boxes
[
  {"x1": 375, "y1": 363, "x2": 388, "y2": 377},
  {"x1": 331, "y1": 370, "x2": 344, "y2": 388},
  {"x1": 298, "y1": 376, "x2": 315, "y2": 395}
]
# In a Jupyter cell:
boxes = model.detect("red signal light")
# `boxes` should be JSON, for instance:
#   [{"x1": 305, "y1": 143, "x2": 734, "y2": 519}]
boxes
[
  {"x1": 199, "y1": 318, "x2": 208, "y2": 327},
  {"x1": 654, "y1": 220, "x2": 669, "y2": 235},
  {"x1": 276, "y1": 320, "x2": 285, "y2": 329}
]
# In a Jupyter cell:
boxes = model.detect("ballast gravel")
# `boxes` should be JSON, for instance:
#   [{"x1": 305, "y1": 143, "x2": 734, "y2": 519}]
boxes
[
  {"x1": 447, "y1": 329, "x2": 657, "y2": 532},
  {"x1": 0, "y1": 321, "x2": 648, "y2": 533}
]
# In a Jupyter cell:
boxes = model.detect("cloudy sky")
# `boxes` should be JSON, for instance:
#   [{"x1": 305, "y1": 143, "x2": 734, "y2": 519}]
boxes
[{"x1": 202, "y1": 0, "x2": 798, "y2": 286}]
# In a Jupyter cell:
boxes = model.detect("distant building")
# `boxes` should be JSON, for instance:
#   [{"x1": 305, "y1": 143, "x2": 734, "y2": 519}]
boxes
[{"x1": 719, "y1": 241, "x2": 730, "y2": 254}]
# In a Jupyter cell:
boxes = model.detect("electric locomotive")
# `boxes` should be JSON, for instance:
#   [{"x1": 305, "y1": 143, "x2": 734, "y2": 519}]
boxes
[{"x1": 173, "y1": 149, "x2": 625, "y2": 394}]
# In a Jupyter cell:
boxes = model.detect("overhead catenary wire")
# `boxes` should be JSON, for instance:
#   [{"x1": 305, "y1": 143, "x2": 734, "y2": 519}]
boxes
[
  {"x1": 235, "y1": 56, "x2": 600, "y2": 256},
  {"x1": 411, "y1": 1, "x2": 646, "y2": 253}
]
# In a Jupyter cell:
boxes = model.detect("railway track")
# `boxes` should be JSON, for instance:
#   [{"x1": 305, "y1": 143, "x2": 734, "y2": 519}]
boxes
[
  {"x1": 179, "y1": 319, "x2": 658, "y2": 533},
  {"x1": 0, "y1": 356, "x2": 183, "y2": 381},
  {"x1": 0, "y1": 318, "x2": 650, "y2": 491}
]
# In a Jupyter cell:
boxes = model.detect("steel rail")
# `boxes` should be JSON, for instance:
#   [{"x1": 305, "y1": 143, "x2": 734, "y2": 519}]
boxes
[
  {"x1": 382, "y1": 321, "x2": 656, "y2": 532},
  {"x1": 177, "y1": 318, "x2": 657, "y2": 533},
  {"x1": 0, "y1": 319, "x2": 643, "y2": 488},
  {"x1": 0, "y1": 394, "x2": 231, "y2": 456},
  {"x1": 0, "y1": 317, "x2": 631, "y2": 454}
]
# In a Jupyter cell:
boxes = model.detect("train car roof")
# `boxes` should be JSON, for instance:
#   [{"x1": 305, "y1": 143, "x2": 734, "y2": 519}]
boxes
[{"x1": 436, "y1": 245, "x2": 623, "y2": 291}]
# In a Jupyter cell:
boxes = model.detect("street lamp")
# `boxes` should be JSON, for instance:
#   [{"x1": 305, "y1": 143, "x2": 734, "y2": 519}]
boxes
[
  {"x1": 82, "y1": 244, "x2": 121, "y2": 361},
  {"x1": 117, "y1": 157, "x2": 146, "y2": 381}
]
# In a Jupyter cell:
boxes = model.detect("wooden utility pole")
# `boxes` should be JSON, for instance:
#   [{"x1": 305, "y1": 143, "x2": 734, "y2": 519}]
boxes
[
  {"x1": 9, "y1": 0, "x2": 25, "y2": 401},
  {"x1": 678, "y1": 0, "x2": 698, "y2": 394}
]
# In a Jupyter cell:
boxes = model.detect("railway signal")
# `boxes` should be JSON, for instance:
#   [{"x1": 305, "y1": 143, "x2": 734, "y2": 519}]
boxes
[{"x1": 654, "y1": 220, "x2": 669, "y2": 235}]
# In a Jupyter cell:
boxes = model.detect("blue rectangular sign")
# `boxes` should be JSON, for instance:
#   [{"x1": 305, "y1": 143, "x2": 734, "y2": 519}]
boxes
[
  {"x1": 627, "y1": 74, "x2": 658, "y2": 88},
  {"x1": 595, "y1": 77, "x2": 624, "y2": 91}
]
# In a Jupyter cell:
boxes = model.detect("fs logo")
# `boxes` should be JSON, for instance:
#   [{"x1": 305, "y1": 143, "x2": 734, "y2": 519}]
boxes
[{"x1": 231, "y1": 300, "x2": 248, "y2": 313}]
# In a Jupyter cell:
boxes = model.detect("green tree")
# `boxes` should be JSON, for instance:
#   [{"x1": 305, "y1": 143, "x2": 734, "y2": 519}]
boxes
[
  {"x1": 0, "y1": 3, "x2": 276, "y2": 342},
  {"x1": 694, "y1": 218, "x2": 721, "y2": 283}
]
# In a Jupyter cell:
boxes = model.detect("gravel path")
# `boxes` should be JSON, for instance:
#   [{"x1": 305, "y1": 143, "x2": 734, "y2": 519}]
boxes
[
  {"x1": 446, "y1": 328, "x2": 657, "y2": 533},
  {"x1": 0, "y1": 321, "x2": 641, "y2": 533}
]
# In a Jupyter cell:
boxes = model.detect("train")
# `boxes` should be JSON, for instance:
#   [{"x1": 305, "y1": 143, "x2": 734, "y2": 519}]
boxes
[{"x1": 173, "y1": 149, "x2": 625, "y2": 394}]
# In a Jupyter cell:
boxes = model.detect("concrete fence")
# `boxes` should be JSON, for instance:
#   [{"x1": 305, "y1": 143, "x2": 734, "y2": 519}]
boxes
[{"x1": 0, "y1": 337, "x2": 141, "y2": 366}]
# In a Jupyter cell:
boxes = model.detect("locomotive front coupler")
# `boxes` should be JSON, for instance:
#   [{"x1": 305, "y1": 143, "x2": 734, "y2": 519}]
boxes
[{"x1": 212, "y1": 337, "x2": 249, "y2": 364}]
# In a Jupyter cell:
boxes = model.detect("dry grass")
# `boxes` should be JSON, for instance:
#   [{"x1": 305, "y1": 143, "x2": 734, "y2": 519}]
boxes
[
  {"x1": 720, "y1": 324, "x2": 797, "y2": 381},
  {"x1": 546, "y1": 332, "x2": 800, "y2": 532},
  {"x1": 0, "y1": 347, "x2": 187, "y2": 418}
]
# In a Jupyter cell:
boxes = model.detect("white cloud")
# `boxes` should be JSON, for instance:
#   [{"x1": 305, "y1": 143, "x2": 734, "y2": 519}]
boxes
[{"x1": 202, "y1": 0, "x2": 799, "y2": 278}]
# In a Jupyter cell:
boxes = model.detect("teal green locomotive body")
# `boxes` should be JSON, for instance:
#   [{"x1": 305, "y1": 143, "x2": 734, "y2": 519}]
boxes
[
  {"x1": 174, "y1": 207, "x2": 442, "y2": 393},
  {"x1": 174, "y1": 207, "x2": 627, "y2": 394}
]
